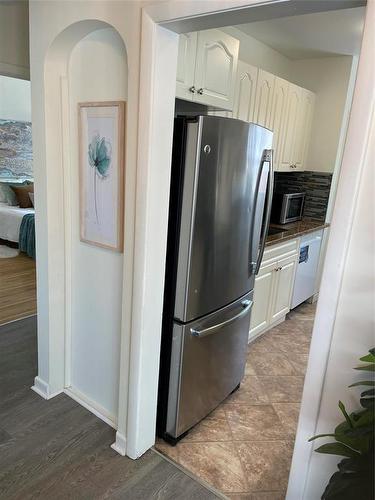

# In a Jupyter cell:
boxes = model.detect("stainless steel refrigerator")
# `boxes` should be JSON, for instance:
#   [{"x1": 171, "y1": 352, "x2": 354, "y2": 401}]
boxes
[{"x1": 157, "y1": 115, "x2": 273, "y2": 444}]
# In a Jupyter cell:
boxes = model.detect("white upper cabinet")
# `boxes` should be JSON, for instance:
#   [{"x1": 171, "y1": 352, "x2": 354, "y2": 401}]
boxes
[
  {"x1": 296, "y1": 88, "x2": 315, "y2": 170},
  {"x1": 253, "y1": 69, "x2": 275, "y2": 128},
  {"x1": 269, "y1": 77, "x2": 289, "y2": 170},
  {"x1": 276, "y1": 83, "x2": 315, "y2": 172},
  {"x1": 176, "y1": 33, "x2": 198, "y2": 101},
  {"x1": 232, "y1": 61, "x2": 258, "y2": 122},
  {"x1": 277, "y1": 83, "x2": 302, "y2": 172},
  {"x1": 175, "y1": 30, "x2": 239, "y2": 111},
  {"x1": 194, "y1": 30, "x2": 239, "y2": 110},
  {"x1": 175, "y1": 32, "x2": 316, "y2": 171}
]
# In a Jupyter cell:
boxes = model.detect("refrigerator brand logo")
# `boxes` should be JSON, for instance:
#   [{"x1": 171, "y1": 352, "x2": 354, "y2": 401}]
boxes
[{"x1": 203, "y1": 145, "x2": 211, "y2": 155}]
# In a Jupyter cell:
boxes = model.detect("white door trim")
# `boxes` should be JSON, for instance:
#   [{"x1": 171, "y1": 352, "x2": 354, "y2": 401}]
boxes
[{"x1": 113, "y1": 13, "x2": 179, "y2": 459}]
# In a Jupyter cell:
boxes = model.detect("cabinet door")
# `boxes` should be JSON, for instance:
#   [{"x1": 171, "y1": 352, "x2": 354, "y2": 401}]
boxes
[
  {"x1": 233, "y1": 61, "x2": 258, "y2": 122},
  {"x1": 270, "y1": 254, "x2": 297, "y2": 324},
  {"x1": 249, "y1": 262, "x2": 275, "y2": 341},
  {"x1": 253, "y1": 69, "x2": 275, "y2": 128},
  {"x1": 294, "y1": 88, "x2": 315, "y2": 170},
  {"x1": 269, "y1": 77, "x2": 289, "y2": 170},
  {"x1": 176, "y1": 32, "x2": 198, "y2": 101},
  {"x1": 194, "y1": 29, "x2": 239, "y2": 110},
  {"x1": 277, "y1": 83, "x2": 302, "y2": 172}
]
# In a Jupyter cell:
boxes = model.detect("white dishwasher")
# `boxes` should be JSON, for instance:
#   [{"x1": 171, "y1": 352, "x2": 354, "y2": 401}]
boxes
[{"x1": 291, "y1": 229, "x2": 323, "y2": 309}]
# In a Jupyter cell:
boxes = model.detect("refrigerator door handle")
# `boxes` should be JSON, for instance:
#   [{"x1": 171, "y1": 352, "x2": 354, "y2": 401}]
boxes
[
  {"x1": 252, "y1": 149, "x2": 274, "y2": 275},
  {"x1": 190, "y1": 299, "x2": 253, "y2": 338}
]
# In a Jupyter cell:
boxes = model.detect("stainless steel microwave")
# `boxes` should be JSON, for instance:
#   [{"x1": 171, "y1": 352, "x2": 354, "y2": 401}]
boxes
[{"x1": 271, "y1": 191, "x2": 305, "y2": 224}]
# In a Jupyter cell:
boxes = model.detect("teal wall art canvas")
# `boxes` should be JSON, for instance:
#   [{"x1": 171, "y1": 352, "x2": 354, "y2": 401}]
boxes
[{"x1": 79, "y1": 101, "x2": 125, "y2": 252}]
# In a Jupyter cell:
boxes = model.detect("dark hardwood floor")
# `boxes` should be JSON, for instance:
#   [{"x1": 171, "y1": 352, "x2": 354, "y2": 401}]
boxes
[{"x1": 0, "y1": 317, "x2": 219, "y2": 500}]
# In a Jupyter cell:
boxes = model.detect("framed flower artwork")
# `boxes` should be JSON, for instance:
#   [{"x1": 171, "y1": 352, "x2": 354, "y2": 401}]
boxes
[{"x1": 78, "y1": 101, "x2": 125, "y2": 252}]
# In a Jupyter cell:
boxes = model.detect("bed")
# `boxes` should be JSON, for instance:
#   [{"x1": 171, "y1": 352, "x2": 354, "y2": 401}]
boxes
[{"x1": 0, "y1": 202, "x2": 35, "y2": 243}]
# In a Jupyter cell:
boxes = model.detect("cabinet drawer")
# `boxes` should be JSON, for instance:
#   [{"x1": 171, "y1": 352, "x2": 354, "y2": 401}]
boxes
[{"x1": 262, "y1": 238, "x2": 299, "y2": 266}]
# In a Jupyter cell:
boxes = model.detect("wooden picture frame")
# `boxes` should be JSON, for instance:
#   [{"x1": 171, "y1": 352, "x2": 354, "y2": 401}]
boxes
[{"x1": 78, "y1": 101, "x2": 125, "y2": 252}]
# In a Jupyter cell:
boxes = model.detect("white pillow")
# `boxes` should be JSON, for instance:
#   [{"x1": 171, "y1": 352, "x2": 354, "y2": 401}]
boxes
[
  {"x1": 29, "y1": 192, "x2": 35, "y2": 207},
  {"x1": 0, "y1": 183, "x2": 18, "y2": 206}
]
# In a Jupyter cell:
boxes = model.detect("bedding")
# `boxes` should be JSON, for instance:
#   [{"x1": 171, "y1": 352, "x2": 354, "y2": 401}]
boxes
[
  {"x1": 0, "y1": 202, "x2": 34, "y2": 243},
  {"x1": 0, "y1": 183, "x2": 18, "y2": 206},
  {"x1": 19, "y1": 214, "x2": 35, "y2": 258},
  {"x1": 11, "y1": 184, "x2": 34, "y2": 208}
]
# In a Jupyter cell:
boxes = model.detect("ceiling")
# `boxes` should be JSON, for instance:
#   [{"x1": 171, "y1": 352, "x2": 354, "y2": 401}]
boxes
[{"x1": 236, "y1": 7, "x2": 365, "y2": 59}]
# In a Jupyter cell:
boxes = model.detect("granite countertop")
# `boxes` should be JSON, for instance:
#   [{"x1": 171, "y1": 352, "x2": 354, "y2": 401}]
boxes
[{"x1": 265, "y1": 218, "x2": 330, "y2": 247}]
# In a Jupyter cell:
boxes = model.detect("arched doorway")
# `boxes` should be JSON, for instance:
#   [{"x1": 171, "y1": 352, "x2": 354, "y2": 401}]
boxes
[{"x1": 32, "y1": 19, "x2": 128, "y2": 434}]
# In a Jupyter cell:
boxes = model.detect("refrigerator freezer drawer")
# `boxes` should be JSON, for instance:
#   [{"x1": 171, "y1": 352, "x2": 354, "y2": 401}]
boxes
[{"x1": 166, "y1": 291, "x2": 253, "y2": 439}]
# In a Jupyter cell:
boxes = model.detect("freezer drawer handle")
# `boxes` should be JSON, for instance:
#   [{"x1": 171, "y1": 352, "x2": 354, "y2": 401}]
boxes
[{"x1": 190, "y1": 300, "x2": 253, "y2": 338}]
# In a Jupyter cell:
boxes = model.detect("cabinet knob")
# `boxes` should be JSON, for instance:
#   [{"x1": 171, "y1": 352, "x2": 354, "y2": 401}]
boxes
[
  {"x1": 197, "y1": 88, "x2": 204, "y2": 95},
  {"x1": 189, "y1": 86, "x2": 196, "y2": 94}
]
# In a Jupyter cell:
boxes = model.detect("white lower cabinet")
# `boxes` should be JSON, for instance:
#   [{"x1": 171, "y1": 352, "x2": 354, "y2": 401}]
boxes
[
  {"x1": 248, "y1": 261, "x2": 274, "y2": 340},
  {"x1": 269, "y1": 254, "x2": 297, "y2": 324},
  {"x1": 249, "y1": 239, "x2": 299, "y2": 342}
]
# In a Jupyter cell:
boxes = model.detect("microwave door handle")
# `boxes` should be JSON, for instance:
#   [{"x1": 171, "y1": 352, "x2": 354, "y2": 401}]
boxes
[{"x1": 255, "y1": 150, "x2": 274, "y2": 275}]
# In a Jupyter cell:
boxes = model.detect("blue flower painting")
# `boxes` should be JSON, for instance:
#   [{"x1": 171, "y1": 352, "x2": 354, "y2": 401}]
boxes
[
  {"x1": 88, "y1": 133, "x2": 112, "y2": 224},
  {"x1": 79, "y1": 101, "x2": 125, "y2": 251}
]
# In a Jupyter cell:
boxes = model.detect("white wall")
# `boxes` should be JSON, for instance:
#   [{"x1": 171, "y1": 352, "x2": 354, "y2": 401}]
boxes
[
  {"x1": 287, "y1": 2, "x2": 374, "y2": 495},
  {"x1": 68, "y1": 28, "x2": 127, "y2": 423},
  {"x1": 28, "y1": 2, "x2": 144, "y2": 456},
  {"x1": 0, "y1": 75, "x2": 31, "y2": 121},
  {"x1": 303, "y1": 110, "x2": 375, "y2": 496},
  {"x1": 291, "y1": 56, "x2": 354, "y2": 172},
  {"x1": 223, "y1": 26, "x2": 293, "y2": 79},
  {"x1": 0, "y1": 0, "x2": 29, "y2": 79}
]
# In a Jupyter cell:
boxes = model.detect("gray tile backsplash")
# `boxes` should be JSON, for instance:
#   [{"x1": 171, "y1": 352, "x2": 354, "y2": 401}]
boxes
[{"x1": 274, "y1": 171, "x2": 333, "y2": 221}]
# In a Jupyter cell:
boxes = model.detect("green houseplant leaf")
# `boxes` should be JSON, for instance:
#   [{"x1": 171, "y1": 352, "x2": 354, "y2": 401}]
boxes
[
  {"x1": 349, "y1": 380, "x2": 375, "y2": 387},
  {"x1": 361, "y1": 388, "x2": 375, "y2": 397},
  {"x1": 314, "y1": 442, "x2": 361, "y2": 458},
  {"x1": 355, "y1": 364, "x2": 375, "y2": 372},
  {"x1": 359, "y1": 352, "x2": 375, "y2": 363}
]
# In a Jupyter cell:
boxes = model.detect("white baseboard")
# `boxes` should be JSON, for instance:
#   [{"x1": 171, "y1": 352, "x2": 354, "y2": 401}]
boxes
[
  {"x1": 111, "y1": 431, "x2": 127, "y2": 456},
  {"x1": 64, "y1": 386, "x2": 117, "y2": 430},
  {"x1": 31, "y1": 376, "x2": 63, "y2": 400},
  {"x1": 307, "y1": 293, "x2": 319, "y2": 304}
]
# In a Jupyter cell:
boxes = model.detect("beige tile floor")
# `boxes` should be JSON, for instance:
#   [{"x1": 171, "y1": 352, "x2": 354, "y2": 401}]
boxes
[{"x1": 155, "y1": 301, "x2": 316, "y2": 499}]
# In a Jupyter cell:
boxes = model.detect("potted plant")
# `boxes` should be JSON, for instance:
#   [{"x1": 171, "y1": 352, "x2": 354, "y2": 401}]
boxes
[{"x1": 309, "y1": 348, "x2": 374, "y2": 499}]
